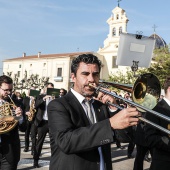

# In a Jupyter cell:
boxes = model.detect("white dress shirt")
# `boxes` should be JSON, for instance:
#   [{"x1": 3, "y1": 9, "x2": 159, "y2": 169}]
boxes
[
  {"x1": 71, "y1": 88, "x2": 105, "y2": 170},
  {"x1": 43, "y1": 97, "x2": 52, "y2": 120}
]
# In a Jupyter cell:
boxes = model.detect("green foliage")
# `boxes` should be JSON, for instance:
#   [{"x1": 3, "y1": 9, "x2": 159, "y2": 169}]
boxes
[
  {"x1": 21, "y1": 91, "x2": 26, "y2": 98},
  {"x1": 109, "y1": 68, "x2": 136, "y2": 84}
]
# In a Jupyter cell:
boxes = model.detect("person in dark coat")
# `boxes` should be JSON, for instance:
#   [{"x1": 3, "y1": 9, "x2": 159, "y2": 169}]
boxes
[
  {"x1": 133, "y1": 117, "x2": 152, "y2": 170},
  {"x1": 47, "y1": 54, "x2": 139, "y2": 170},
  {"x1": 33, "y1": 83, "x2": 54, "y2": 168},
  {"x1": 22, "y1": 87, "x2": 37, "y2": 154},
  {"x1": 145, "y1": 76, "x2": 170, "y2": 170},
  {"x1": 0, "y1": 75, "x2": 26, "y2": 170}
]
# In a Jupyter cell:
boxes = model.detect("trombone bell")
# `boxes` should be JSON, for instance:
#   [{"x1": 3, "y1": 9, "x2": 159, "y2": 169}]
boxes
[
  {"x1": 132, "y1": 73, "x2": 161, "y2": 111},
  {"x1": 100, "y1": 73, "x2": 161, "y2": 112}
]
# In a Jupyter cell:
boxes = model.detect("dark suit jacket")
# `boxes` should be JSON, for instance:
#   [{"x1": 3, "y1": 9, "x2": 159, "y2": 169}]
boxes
[
  {"x1": 47, "y1": 90, "x2": 114, "y2": 170},
  {"x1": 134, "y1": 113, "x2": 147, "y2": 146},
  {"x1": 23, "y1": 96, "x2": 31, "y2": 121},
  {"x1": 145, "y1": 99, "x2": 170, "y2": 169},
  {"x1": 34, "y1": 94, "x2": 46, "y2": 126},
  {"x1": 1, "y1": 98, "x2": 26, "y2": 166},
  {"x1": 23, "y1": 96, "x2": 31, "y2": 111}
]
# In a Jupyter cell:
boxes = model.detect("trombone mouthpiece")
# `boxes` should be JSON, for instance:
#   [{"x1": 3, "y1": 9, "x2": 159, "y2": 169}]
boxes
[
  {"x1": 88, "y1": 83, "x2": 97, "y2": 89},
  {"x1": 88, "y1": 83, "x2": 94, "y2": 87}
]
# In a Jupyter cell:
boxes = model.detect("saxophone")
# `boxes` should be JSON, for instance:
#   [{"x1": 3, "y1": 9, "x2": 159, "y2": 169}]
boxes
[{"x1": 28, "y1": 98, "x2": 36, "y2": 121}]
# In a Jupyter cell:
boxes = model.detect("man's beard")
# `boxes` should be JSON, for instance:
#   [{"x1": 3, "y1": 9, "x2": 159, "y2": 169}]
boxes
[
  {"x1": 81, "y1": 84, "x2": 97, "y2": 98},
  {"x1": 83, "y1": 91, "x2": 96, "y2": 98},
  {"x1": 1, "y1": 94, "x2": 9, "y2": 101}
]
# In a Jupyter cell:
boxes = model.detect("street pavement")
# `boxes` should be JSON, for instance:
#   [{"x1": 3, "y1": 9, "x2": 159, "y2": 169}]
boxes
[
  {"x1": 18, "y1": 132, "x2": 50, "y2": 170},
  {"x1": 17, "y1": 132, "x2": 151, "y2": 170},
  {"x1": 111, "y1": 143, "x2": 150, "y2": 170}
]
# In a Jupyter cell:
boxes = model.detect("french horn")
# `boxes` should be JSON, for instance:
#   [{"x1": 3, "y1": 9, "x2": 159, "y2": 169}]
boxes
[{"x1": 0, "y1": 96, "x2": 18, "y2": 134}]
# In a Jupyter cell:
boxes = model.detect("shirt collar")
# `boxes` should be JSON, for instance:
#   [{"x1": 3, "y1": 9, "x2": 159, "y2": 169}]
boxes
[
  {"x1": 163, "y1": 97, "x2": 170, "y2": 106},
  {"x1": 71, "y1": 88, "x2": 94, "y2": 104}
]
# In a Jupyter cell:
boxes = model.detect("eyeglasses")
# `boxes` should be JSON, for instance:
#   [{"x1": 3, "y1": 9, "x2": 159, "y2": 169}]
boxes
[
  {"x1": 0, "y1": 87, "x2": 13, "y2": 92},
  {"x1": 60, "y1": 92, "x2": 64, "y2": 94}
]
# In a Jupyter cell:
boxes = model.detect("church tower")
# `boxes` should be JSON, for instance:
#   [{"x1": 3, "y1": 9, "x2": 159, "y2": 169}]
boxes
[{"x1": 98, "y1": 5, "x2": 129, "y2": 79}]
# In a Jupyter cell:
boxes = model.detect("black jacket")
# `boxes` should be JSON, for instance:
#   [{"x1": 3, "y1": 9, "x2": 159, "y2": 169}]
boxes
[
  {"x1": 47, "y1": 90, "x2": 114, "y2": 170},
  {"x1": 145, "y1": 99, "x2": 170, "y2": 169}
]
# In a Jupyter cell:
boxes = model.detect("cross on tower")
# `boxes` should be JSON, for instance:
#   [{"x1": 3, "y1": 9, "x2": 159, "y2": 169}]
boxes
[
  {"x1": 117, "y1": 0, "x2": 122, "y2": 7},
  {"x1": 152, "y1": 24, "x2": 157, "y2": 33}
]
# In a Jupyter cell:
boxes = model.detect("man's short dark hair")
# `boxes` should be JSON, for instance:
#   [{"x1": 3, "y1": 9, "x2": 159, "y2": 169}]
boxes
[
  {"x1": 0, "y1": 75, "x2": 13, "y2": 86},
  {"x1": 46, "y1": 82, "x2": 54, "y2": 88},
  {"x1": 60, "y1": 88, "x2": 67, "y2": 95},
  {"x1": 164, "y1": 76, "x2": 170, "y2": 94},
  {"x1": 71, "y1": 54, "x2": 102, "y2": 75}
]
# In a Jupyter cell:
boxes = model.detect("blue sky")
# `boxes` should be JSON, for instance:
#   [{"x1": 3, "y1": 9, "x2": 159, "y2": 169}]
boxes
[{"x1": 1, "y1": 0, "x2": 170, "y2": 73}]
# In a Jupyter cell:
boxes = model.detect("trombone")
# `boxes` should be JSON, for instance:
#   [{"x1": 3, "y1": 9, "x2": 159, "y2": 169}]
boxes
[{"x1": 89, "y1": 73, "x2": 170, "y2": 135}]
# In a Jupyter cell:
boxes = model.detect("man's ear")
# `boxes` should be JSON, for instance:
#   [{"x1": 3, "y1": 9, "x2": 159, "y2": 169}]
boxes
[{"x1": 71, "y1": 73, "x2": 76, "y2": 82}]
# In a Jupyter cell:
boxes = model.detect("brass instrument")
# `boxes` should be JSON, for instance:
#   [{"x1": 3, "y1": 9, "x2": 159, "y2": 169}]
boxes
[
  {"x1": 28, "y1": 98, "x2": 36, "y2": 121},
  {"x1": 0, "y1": 95, "x2": 18, "y2": 134},
  {"x1": 89, "y1": 73, "x2": 170, "y2": 135}
]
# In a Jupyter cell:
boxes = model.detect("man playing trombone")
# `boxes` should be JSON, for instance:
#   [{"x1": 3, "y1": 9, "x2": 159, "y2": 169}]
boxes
[{"x1": 47, "y1": 54, "x2": 139, "y2": 170}]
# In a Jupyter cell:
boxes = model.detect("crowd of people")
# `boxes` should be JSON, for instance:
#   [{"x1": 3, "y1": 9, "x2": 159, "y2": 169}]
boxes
[{"x1": 0, "y1": 53, "x2": 169, "y2": 170}]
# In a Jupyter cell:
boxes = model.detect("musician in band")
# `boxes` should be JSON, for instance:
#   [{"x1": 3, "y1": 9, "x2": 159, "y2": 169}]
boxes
[
  {"x1": 133, "y1": 114, "x2": 152, "y2": 170},
  {"x1": 33, "y1": 82, "x2": 55, "y2": 168},
  {"x1": 0, "y1": 75, "x2": 26, "y2": 170},
  {"x1": 22, "y1": 86, "x2": 37, "y2": 155},
  {"x1": 47, "y1": 54, "x2": 139, "y2": 170},
  {"x1": 59, "y1": 88, "x2": 67, "y2": 97},
  {"x1": 145, "y1": 76, "x2": 170, "y2": 170}
]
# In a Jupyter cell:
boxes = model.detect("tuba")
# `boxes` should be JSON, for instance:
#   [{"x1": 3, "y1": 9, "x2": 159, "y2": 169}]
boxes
[
  {"x1": 0, "y1": 96, "x2": 18, "y2": 134},
  {"x1": 28, "y1": 98, "x2": 36, "y2": 121}
]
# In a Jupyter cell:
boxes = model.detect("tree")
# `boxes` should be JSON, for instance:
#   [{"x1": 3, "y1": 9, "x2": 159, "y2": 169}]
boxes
[
  {"x1": 6, "y1": 71, "x2": 49, "y2": 91},
  {"x1": 138, "y1": 46, "x2": 170, "y2": 87}
]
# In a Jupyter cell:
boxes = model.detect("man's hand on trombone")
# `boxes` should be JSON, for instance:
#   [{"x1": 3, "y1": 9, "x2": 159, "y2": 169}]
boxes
[
  {"x1": 93, "y1": 87, "x2": 139, "y2": 129},
  {"x1": 109, "y1": 107, "x2": 139, "y2": 129},
  {"x1": 94, "y1": 88, "x2": 118, "y2": 110}
]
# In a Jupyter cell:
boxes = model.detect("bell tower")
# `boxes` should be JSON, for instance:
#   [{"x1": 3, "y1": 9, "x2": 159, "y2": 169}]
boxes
[
  {"x1": 98, "y1": 5, "x2": 129, "y2": 79},
  {"x1": 98, "y1": 6, "x2": 128, "y2": 53}
]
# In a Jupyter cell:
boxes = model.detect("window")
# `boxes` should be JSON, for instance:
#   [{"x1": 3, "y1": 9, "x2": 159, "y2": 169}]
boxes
[
  {"x1": 57, "y1": 68, "x2": 62, "y2": 77},
  {"x1": 17, "y1": 71, "x2": 20, "y2": 77},
  {"x1": 43, "y1": 63, "x2": 46, "y2": 67},
  {"x1": 116, "y1": 14, "x2": 119, "y2": 19},
  {"x1": 30, "y1": 64, "x2": 32, "y2": 67},
  {"x1": 19, "y1": 64, "x2": 21, "y2": 68},
  {"x1": 112, "y1": 56, "x2": 118, "y2": 68},
  {"x1": 119, "y1": 27, "x2": 122, "y2": 35},
  {"x1": 112, "y1": 27, "x2": 116, "y2": 36}
]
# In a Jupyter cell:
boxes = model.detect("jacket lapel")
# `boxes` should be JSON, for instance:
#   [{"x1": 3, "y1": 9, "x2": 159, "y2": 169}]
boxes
[
  {"x1": 66, "y1": 91, "x2": 90, "y2": 126},
  {"x1": 92, "y1": 100, "x2": 106, "y2": 122},
  {"x1": 160, "y1": 99, "x2": 170, "y2": 116},
  {"x1": 65, "y1": 91, "x2": 107, "y2": 125}
]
